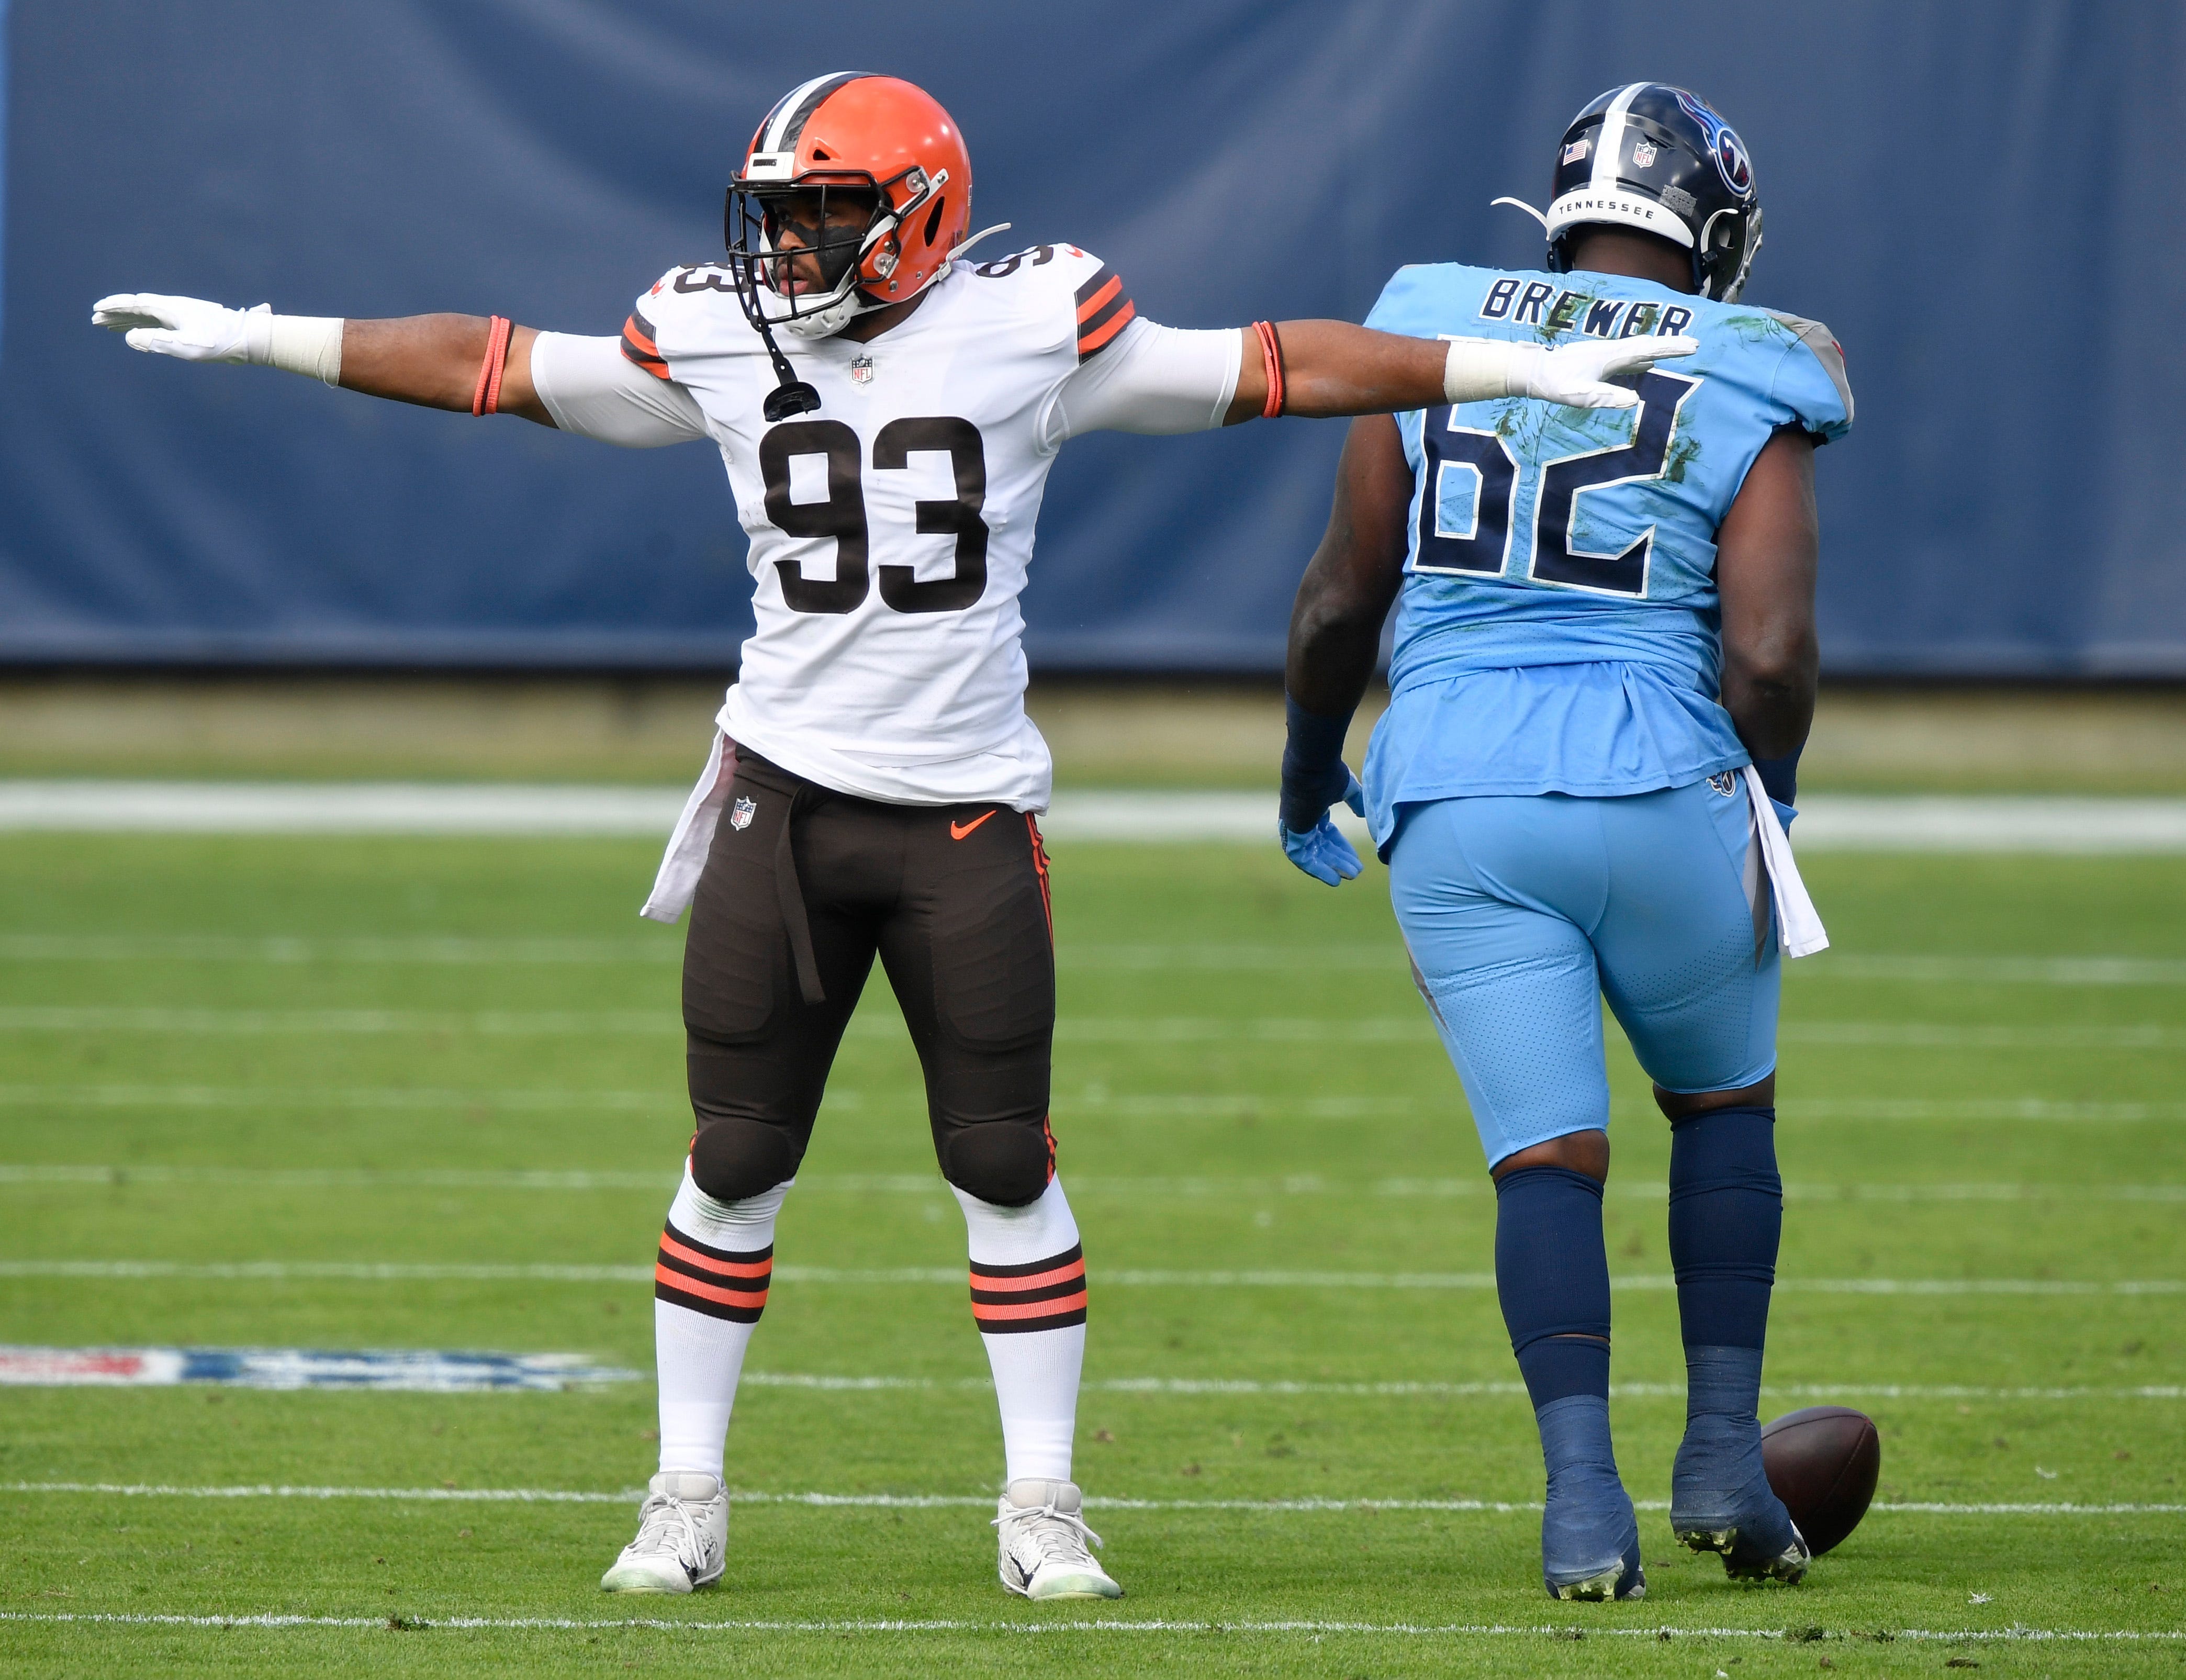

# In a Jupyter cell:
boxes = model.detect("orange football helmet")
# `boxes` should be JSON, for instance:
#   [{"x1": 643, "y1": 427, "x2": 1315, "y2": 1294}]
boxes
[{"x1": 726, "y1": 74, "x2": 974, "y2": 345}]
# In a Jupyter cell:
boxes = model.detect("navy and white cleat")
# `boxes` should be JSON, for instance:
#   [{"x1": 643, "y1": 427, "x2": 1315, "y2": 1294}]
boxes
[
  {"x1": 1674, "y1": 1506, "x2": 1811, "y2": 1583},
  {"x1": 1544, "y1": 1527, "x2": 1646, "y2": 1602},
  {"x1": 1541, "y1": 1470, "x2": 1646, "y2": 1601},
  {"x1": 1673, "y1": 1418, "x2": 1812, "y2": 1584}
]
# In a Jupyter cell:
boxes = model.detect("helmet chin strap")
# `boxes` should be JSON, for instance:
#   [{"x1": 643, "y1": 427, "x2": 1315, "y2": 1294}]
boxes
[
  {"x1": 738, "y1": 269, "x2": 821, "y2": 420},
  {"x1": 1490, "y1": 196, "x2": 1551, "y2": 230},
  {"x1": 757, "y1": 319, "x2": 822, "y2": 421},
  {"x1": 747, "y1": 222, "x2": 1016, "y2": 422},
  {"x1": 952, "y1": 222, "x2": 1013, "y2": 261}
]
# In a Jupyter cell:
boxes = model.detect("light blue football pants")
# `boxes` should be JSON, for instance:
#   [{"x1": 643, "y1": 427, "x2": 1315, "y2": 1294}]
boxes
[{"x1": 1386, "y1": 779, "x2": 1779, "y2": 1168}]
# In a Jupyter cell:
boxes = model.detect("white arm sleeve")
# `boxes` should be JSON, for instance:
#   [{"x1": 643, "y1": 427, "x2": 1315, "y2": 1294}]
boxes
[
  {"x1": 529, "y1": 332, "x2": 710, "y2": 449},
  {"x1": 1038, "y1": 317, "x2": 1242, "y2": 450}
]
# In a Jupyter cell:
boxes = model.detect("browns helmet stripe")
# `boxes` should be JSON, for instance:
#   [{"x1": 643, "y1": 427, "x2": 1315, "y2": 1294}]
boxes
[{"x1": 759, "y1": 71, "x2": 871, "y2": 154}]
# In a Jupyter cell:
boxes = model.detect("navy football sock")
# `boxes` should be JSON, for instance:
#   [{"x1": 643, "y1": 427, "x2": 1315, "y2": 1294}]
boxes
[
  {"x1": 1496, "y1": 1164, "x2": 1636, "y2": 1593},
  {"x1": 1495, "y1": 1165, "x2": 1612, "y2": 1407},
  {"x1": 1666, "y1": 1104, "x2": 1781, "y2": 1351},
  {"x1": 1666, "y1": 1106, "x2": 1795, "y2": 1550}
]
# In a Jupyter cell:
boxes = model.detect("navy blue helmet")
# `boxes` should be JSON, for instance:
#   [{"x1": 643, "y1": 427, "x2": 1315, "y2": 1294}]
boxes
[{"x1": 1497, "y1": 83, "x2": 1762, "y2": 301}]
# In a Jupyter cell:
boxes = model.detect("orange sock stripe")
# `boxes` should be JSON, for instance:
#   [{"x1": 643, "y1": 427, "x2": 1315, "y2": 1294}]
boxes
[
  {"x1": 969, "y1": 1257, "x2": 1085, "y2": 1295},
  {"x1": 653, "y1": 1263, "x2": 770, "y2": 1312},
  {"x1": 657, "y1": 1231, "x2": 773, "y2": 1280},
  {"x1": 971, "y1": 1290, "x2": 1088, "y2": 1324}
]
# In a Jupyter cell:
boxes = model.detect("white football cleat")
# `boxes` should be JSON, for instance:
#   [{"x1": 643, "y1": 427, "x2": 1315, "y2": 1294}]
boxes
[
  {"x1": 994, "y1": 1477, "x2": 1123, "y2": 1601},
  {"x1": 599, "y1": 1472, "x2": 726, "y2": 1594}
]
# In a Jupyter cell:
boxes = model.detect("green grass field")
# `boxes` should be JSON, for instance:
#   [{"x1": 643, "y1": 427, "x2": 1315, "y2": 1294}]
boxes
[{"x1": 0, "y1": 832, "x2": 2181, "y2": 1676}]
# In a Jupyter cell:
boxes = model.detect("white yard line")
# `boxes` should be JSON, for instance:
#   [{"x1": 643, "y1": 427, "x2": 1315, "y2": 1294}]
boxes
[
  {"x1": 0, "y1": 1610, "x2": 2178, "y2": 1641},
  {"x1": 1, "y1": 1483, "x2": 2178, "y2": 1518},
  {"x1": 0, "y1": 1085, "x2": 1423, "y2": 1121},
  {"x1": 742, "y1": 1372, "x2": 2186, "y2": 1402},
  {"x1": 8, "y1": 783, "x2": 2186, "y2": 851},
  {"x1": 0, "y1": 1359, "x2": 2170, "y2": 1402},
  {"x1": 3, "y1": 1005, "x2": 2182, "y2": 1054},
  {"x1": 0, "y1": 932, "x2": 680, "y2": 965},
  {"x1": 1783, "y1": 1098, "x2": 2186, "y2": 1123},
  {"x1": 0, "y1": 1164, "x2": 682, "y2": 1191},
  {"x1": 1, "y1": 1258, "x2": 2176, "y2": 1295},
  {"x1": 0, "y1": 1083, "x2": 693, "y2": 1114},
  {"x1": 6, "y1": 932, "x2": 2186, "y2": 987},
  {"x1": 4, "y1": 1162, "x2": 2176, "y2": 1205},
  {"x1": 0, "y1": 1084, "x2": 2178, "y2": 1124},
  {"x1": 1813, "y1": 954, "x2": 2186, "y2": 986}
]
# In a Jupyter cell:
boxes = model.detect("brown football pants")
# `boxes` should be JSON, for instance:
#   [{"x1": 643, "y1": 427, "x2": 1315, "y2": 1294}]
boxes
[{"x1": 679, "y1": 749, "x2": 1058, "y2": 1207}]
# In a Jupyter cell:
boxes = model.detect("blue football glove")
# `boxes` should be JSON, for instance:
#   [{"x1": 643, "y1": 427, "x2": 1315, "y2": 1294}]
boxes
[{"x1": 1280, "y1": 769, "x2": 1366, "y2": 886}]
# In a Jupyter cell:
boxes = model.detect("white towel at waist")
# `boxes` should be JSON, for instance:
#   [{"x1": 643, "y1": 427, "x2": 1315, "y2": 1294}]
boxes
[
  {"x1": 640, "y1": 732, "x2": 733, "y2": 925},
  {"x1": 1743, "y1": 764, "x2": 1828, "y2": 958}
]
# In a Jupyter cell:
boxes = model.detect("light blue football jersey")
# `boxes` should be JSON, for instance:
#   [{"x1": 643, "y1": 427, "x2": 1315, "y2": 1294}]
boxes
[{"x1": 1359, "y1": 263, "x2": 1852, "y2": 846}]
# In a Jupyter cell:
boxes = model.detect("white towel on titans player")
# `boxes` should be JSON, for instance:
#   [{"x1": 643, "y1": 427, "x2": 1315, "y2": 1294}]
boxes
[{"x1": 1742, "y1": 765, "x2": 1828, "y2": 958}]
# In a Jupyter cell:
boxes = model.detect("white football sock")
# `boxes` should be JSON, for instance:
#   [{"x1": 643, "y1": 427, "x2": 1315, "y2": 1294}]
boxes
[
  {"x1": 957, "y1": 1177, "x2": 1086, "y2": 1484},
  {"x1": 652, "y1": 1170, "x2": 790, "y2": 1481}
]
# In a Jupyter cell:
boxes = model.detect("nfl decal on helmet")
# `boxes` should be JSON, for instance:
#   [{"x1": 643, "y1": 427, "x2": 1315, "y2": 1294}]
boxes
[{"x1": 1494, "y1": 83, "x2": 1764, "y2": 301}]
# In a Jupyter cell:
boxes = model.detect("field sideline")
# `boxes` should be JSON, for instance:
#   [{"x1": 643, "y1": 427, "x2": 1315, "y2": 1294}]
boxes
[{"x1": 0, "y1": 831, "x2": 2180, "y2": 1676}]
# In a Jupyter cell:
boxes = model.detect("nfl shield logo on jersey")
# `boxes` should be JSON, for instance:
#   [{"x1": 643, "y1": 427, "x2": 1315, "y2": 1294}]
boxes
[
  {"x1": 849, "y1": 354, "x2": 876, "y2": 386},
  {"x1": 730, "y1": 796, "x2": 757, "y2": 832}
]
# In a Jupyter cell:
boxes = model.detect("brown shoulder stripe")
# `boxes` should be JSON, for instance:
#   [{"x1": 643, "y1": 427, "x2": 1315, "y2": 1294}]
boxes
[
  {"x1": 621, "y1": 309, "x2": 670, "y2": 379},
  {"x1": 1073, "y1": 264, "x2": 1136, "y2": 361}
]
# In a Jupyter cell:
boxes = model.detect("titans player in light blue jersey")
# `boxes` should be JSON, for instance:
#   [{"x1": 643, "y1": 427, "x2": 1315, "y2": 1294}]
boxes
[{"x1": 1278, "y1": 84, "x2": 1852, "y2": 1602}]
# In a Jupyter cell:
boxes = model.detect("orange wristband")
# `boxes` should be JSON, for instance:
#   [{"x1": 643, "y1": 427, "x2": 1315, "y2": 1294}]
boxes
[
  {"x1": 1252, "y1": 319, "x2": 1285, "y2": 419},
  {"x1": 472, "y1": 315, "x2": 513, "y2": 416}
]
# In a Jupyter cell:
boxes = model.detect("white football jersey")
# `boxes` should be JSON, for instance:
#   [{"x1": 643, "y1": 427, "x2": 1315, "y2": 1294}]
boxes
[{"x1": 531, "y1": 244, "x2": 1240, "y2": 809}]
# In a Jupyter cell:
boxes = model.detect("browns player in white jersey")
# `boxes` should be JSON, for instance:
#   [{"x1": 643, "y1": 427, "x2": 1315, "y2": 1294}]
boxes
[{"x1": 94, "y1": 71, "x2": 1689, "y2": 1601}]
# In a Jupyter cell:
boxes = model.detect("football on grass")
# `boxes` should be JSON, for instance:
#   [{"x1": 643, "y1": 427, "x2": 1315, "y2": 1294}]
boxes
[{"x1": 1761, "y1": 1405, "x2": 1881, "y2": 1555}]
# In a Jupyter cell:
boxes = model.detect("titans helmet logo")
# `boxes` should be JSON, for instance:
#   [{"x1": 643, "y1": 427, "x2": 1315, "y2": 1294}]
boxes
[{"x1": 1673, "y1": 89, "x2": 1755, "y2": 198}]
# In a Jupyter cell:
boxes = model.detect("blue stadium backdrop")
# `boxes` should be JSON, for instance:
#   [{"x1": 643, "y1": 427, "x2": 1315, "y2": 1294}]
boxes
[{"x1": 2, "y1": 1, "x2": 2182, "y2": 675}]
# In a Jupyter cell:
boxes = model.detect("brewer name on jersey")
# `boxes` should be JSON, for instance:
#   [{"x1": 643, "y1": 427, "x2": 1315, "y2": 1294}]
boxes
[{"x1": 1481, "y1": 277, "x2": 1696, "y2": 341}]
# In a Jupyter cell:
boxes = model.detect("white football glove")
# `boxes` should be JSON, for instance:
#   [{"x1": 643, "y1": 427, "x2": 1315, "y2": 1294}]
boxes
[
  {"x1": 1519, "y1": 333, "x2": 1699, "y2": 409},
  {"x1": 92, "y1": 293, "x2": 271, "y2": 363},
  {"x1": 1444, "y1": 333, "x2": 1699, "y2": 410}
]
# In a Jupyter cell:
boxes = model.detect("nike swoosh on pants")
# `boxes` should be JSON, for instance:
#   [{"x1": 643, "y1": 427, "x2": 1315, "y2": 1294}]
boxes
[{"x1": 950, "y1": 811, "x2": 996, "y2": 841}]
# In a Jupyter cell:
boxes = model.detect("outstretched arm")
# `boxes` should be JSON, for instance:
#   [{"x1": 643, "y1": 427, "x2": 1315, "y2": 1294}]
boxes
[
  {"x1": 1716, "y1": 427, "x2": 1820, "y2": 781},
  {"x1": 1226, "y1": 321, "x2": 1696, "y2": 423},
  {"x1": 341, "y1": 317, "x2": 551, "y2": 424},
  {"x1": 92, "y1": 295, "x2": 554, "y2": 425}
]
